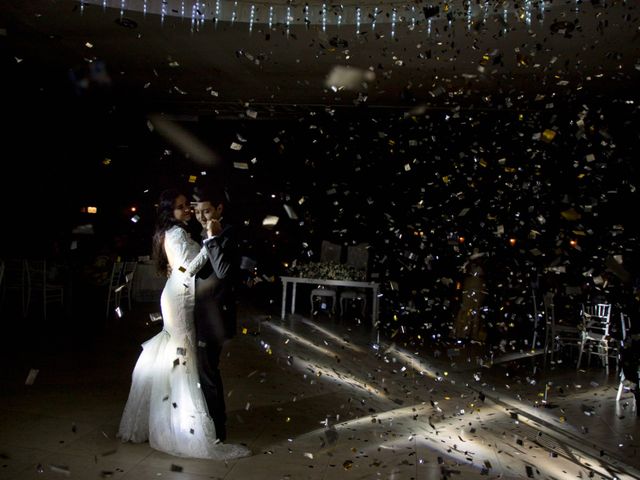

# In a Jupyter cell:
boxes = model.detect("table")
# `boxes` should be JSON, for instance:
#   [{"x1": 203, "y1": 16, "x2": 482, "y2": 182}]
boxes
[{"x1": 280, "y1": 276, "x2": 380, "y2": 327}]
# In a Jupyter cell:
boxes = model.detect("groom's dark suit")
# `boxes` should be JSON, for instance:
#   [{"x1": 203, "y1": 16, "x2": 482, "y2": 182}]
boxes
[{"x1": 194, "y1": 224, "x2": 238, "y2": 442}]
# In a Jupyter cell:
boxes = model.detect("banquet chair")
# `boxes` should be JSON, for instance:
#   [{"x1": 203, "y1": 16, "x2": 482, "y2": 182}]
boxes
[
  {"x1": 542, "y1": 291, "x2": 581, "y2": 365},
  {"x1": 310, "y1": 240, "x2": 342, "y2": 315},
  {"x1": 106, "y1": 261, "x2": 125, "y2": 318},
  {"x1": 339, "y1": 243, "x2": 369, "y2": 317},
  {"x1": 24, "y1": 259, "x2": 64, "y2": 320},
  {"x1": 576, "y1": 303, "x2": 613, "y2": 374},
  {"x1": 120, "y1": 261, "x2": 138, "y2": 310}
]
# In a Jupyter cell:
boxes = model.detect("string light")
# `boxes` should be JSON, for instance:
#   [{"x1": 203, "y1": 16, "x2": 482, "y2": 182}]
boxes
[
  {"x1": 249, "y1": 4, "x2": 255, "y2": 31},
  {"x1": 322, "y1": 3, "x2": 327, "y2": 32},
  {"x1": 80, "y1": 0, "x2": 575, "y2": 29},
  {"x1": 231, "y1": 0, "x2": 237, "y2": 23},
  {"x1": 390, "y1": 8, "x2": 396, "y2": 37},
  {"x1": 503, "y1": 4, "x2": 508, "y2": 34}
]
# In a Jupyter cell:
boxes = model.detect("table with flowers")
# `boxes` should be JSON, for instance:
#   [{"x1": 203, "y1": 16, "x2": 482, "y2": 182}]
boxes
[{"x1": 280, "y1": 261, "x2": 380, "y2": 327}]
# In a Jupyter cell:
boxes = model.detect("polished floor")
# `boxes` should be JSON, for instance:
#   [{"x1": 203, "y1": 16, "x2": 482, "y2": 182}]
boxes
[{"x1": 0, "y1": 294, "x2": 639, "y2": 480}]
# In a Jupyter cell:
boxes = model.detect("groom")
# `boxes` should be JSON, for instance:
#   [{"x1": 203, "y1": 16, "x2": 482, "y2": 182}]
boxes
[{"x1": 191, "y1": 182, "x2": 238, "y2": 442}]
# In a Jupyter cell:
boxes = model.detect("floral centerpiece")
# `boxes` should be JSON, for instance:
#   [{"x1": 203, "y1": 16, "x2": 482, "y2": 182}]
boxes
[{"x1": 290, "y1": 261, "x2": 366, "y2": 281}]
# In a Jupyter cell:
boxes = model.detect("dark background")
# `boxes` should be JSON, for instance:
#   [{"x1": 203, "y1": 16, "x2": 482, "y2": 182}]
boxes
[{"x1": 1, "y1": 1, "x2": 639, "y2": 352}]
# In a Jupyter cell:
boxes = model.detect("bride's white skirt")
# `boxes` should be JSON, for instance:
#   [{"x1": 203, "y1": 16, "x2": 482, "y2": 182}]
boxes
[{"x1": 117, "y1": 330, "x2": 250, "y2": 460}]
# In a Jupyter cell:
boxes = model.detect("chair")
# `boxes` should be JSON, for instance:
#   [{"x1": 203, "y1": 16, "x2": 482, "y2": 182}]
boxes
[
  {"x1": 0, "y1": 259, "x2": 28, "y2": 316},
  {"x1": 339, "y1": 243, "x2": 370, "y2": 317},
  {"x1": 106, "y1": 261, "x2": 125, "y2": 318},
  {"x1": 120, "y1": 261, "x2": 138, "y2": 310},
  {"x1": 577, "y1": 303, "x2": 613, "y2": 374},
  {"x1": 543, "y1": 292, "x2": 577, "y2": 359},
  {"x1": 24, "y1": 259, "x2": 65, "y2": 320},
  {"x1": 310, "y1": 241, "x2": 342, "y2": 315},
  {"x1": 542, "y1": 291, "x2": 581, "y2": 366}
]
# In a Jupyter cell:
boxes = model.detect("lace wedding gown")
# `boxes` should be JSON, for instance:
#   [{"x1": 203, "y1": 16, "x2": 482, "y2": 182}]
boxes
[{"x1": 117, "y1": 226, "x2": 250, "y2": 460}]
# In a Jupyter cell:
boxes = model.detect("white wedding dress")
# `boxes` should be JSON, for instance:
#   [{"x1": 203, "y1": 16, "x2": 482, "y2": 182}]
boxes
[{"x1": 117, "y1": 226, "x2": 250, "y2": 460}]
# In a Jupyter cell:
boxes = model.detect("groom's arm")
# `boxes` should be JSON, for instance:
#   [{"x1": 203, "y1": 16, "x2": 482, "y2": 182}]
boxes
[{"x1": 202, "y1": 233, "x2": 235, "y2": 280}]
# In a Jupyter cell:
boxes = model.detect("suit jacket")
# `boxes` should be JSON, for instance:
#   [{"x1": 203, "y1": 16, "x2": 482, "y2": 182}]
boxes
[{"x1": 193, "y1": 224, "x2": 238, "y2": 347}]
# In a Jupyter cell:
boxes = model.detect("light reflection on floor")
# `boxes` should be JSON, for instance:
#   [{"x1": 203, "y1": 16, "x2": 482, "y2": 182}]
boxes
[{"x1": 0, "y1": 304, "x2": 638, "y2": 479}]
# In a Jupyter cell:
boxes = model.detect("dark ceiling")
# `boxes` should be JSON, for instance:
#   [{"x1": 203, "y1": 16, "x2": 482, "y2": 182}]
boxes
[
  {"x1": 2, "y1": 0, "x2": 639, "y2": 118},
  {"x1": 0, "y1": 0, "x2": 638, "y2": 255}
]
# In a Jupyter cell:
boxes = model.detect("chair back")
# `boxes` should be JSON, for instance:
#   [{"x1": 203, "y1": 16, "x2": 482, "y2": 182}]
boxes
[
  {"x1": 542, "y1": 291, "x2": 555, "y2": 323},
  {"x1": 346, "y1": 244, "x2": 369, "y2": 270},
  {"x1": 25, "y1": 260, "x2": 49, "y2": 289},
  {"x1": 320, "y1": 241, "x2": 341, "y2": 263},
  {"x1": 105, "y1": 261, "x2": 126, "y2": 319},
  {"x1": 25, "y1": 259, "x2": 65, "y2": 290},
  {"x1": 109, "y1": 261, "x2": 125, "y2": 291},
  {"x1": 619, "y1": 312, "x2": 631, "y2": 343},
  {"x1": 581, "y1": 303, "x2": 612, "y2": 337},
  {"x1": 346, "y1": 243, "x2": 369, "y2": 280},
  {"x1": 23, "y1": 259, "x2": 64, "y2": 319},
  {"x1": 3, "y1": 259, "x2": 26, "y2": 289},
  {"x1": 123, "y1": 261, "x2": 138, "y2": 284}
]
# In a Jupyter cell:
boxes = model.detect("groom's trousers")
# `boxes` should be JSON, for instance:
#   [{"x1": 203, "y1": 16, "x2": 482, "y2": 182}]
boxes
[{"x1": 196, "y1": 341, "x2": 227, "y2": 441}]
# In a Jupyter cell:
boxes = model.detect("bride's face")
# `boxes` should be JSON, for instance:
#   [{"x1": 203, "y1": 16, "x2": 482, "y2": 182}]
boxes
[{"x1": 172, "y1": 195, "x2": 193, "y2": 223}]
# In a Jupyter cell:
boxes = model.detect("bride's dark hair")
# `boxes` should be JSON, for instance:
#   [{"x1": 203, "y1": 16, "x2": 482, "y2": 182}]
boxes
[{"x1": 152, "y1": 188, "x2": 187, "y2": 276}]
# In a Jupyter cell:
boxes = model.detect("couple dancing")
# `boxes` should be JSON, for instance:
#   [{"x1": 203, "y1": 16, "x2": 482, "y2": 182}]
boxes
[{"x1": 117, "y1": 184, "x2": 251, "y2": 460}]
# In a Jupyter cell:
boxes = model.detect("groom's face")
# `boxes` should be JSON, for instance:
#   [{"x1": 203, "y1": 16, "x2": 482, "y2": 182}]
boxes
[{"x1": 194, "y1": 201, "x2": 223, "y2": 227}]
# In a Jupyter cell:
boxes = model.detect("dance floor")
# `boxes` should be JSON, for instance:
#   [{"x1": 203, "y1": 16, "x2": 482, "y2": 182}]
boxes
[{"x1": 0, "y1": 296, "x2": 638, "y2": 480}]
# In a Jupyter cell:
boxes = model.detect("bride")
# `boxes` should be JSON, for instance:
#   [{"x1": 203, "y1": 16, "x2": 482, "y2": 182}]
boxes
[{"x1": 117, "y1": 188, "x2": 250, "y2": 460}]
